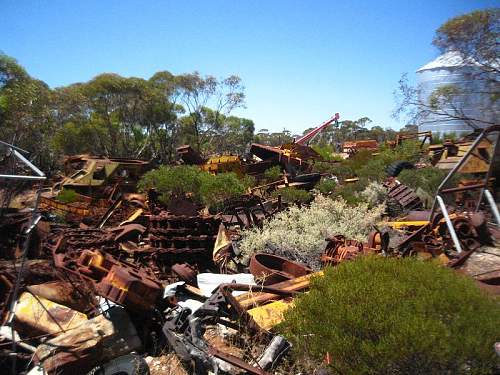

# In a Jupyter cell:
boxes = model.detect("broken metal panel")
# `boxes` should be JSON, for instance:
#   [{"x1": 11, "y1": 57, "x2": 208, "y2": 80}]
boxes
[
  {"x1": 35, "y1": 307, "x2": 142, "y2": 375},
  {"x1": 13, "y1": 292, "x2": 87, "y2": 336}
]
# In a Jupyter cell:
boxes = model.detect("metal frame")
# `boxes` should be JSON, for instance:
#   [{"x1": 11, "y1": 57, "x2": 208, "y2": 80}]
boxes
[
  {"x1": 0, "y1": 141, "x2": 46, "y2": 374},
  {"x1": 0, "y1": 141, "x2": 46, "y2": 181},
  {"x1": 428, "y1": 125, "x2": 500, "y2": 253}
]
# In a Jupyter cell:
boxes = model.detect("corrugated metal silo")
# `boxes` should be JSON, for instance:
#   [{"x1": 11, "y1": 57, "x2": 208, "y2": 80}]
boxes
[{"x1": 416, "y1": 51, "x2": 498, "y2": 136}]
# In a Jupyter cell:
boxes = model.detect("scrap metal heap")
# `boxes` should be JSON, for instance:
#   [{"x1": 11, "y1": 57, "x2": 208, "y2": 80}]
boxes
[{"x1": 0, "y1": 124, "x2": 499, "y2": 374}]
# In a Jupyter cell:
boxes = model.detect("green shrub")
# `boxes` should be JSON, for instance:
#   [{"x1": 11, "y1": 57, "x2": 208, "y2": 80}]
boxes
[
  {"x1": 312, "y1": 161, "x2": 354, "y2": 179},
  {"x1": 339, "y1": 141, "x2": 424, "y2": 182},
  {"x1": 56, "y1": 188, "x2": 79, "y2": 203},
  {"x1": 264, "y1": 165, "x2": 282, "y2": 183},
  {"x1": 398, "y1": 167, "x2": 454, "y2": 197},
  {"x1": 311, "y1": 144, "x2": 343, "y2": 161},
  {"x1": 330, "y1": 178, "x2": 370, "y2": 206},
  {"x1": 316, "y1": 178, "x2": 337, "y2": 195},
  {"x1": 199, "y1": 172, "x2": 247, "y2": 208},
  {"x1": 138, "y1": 165, "x2": 246, "y2": 208},
  {"x1": 272, "y1": 186, "x2": 312, "y2": 204},
  {"x1": 279, "y1": 256, "x2": 500, "y2": 375}
]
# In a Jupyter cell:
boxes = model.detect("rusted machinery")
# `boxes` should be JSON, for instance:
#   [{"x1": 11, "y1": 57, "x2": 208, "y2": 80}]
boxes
[
  {"x1": 342, "y1": 139, "x2": 379, "y2": 155},
  {"x1": 387, "y1": 183, "x2": 423, "y2": 211},
  {"x1": 57, "y1": 155, "x2": 151, "y2": 195},
  {"x1": 147, "y1": 213, "x2": 221, "y2": 272}
]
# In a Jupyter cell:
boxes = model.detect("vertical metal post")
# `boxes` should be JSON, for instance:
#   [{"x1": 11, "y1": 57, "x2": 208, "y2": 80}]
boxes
[
  {"x1": 436, "y1": 195, "x2": 463, "y2": 253},
  {"x1": 484, "y1": 190, "x2": 500, "y2": 225},
  {"x1": 476, "y1": 133, "x2": 500, "y2": 211}
]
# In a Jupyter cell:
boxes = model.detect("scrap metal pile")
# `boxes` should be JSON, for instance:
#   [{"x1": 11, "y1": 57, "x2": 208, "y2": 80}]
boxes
[{"x1": 0, "y1": 124, "x2": 499, "y2": 375}]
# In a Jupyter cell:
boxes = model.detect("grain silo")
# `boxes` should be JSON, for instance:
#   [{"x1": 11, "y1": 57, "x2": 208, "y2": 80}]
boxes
[{"x1": 416, "y1": 51, "x2": 498, "y2": 137}]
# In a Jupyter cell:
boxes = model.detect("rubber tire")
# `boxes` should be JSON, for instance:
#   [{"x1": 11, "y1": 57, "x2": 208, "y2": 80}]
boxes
[
  {"x1": 386, "y1": 161, "x2": 414, "y2": 177},
  {"x1": 100, "y1": 354, "x2": 150, "y2": 375}
]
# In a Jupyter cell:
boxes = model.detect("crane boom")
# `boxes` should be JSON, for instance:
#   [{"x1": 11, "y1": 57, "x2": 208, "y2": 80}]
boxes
[{"x1": 295, "y1": 113, "x2": 340, "y2": 145}]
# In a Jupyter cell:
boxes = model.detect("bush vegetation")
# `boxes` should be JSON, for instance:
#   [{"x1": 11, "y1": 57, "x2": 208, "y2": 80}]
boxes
[
  {"x1": 271, "y1": 186, "x2": 312, "y2": 204},
  {"x1": 138, "y1": 165, "x2": 249, "y2": 208},
  {"x1": 239, "y1": 195, "x2": 384, "y2": 269},
  {"x1": 359, "y1": 180, "x2": 387, "y2": 207},
  {"x1": 398, "y1": 167, "x2": 454, "y2": 196},
  {"x1": 56, "y1": 188, "x2": 79, "y2": 203},
  {"x1": 279, "y1": 256, "x2": 500, "y2": 375},
  {"x1": 311, "y1": 144, "x2": 343, "y2": 161},
  {"x1": 315, "y1": 178, "x2": 337, "y2": 195},
  {"x1": 263, "y1": 165, "x2": 282, "y2": 183}
]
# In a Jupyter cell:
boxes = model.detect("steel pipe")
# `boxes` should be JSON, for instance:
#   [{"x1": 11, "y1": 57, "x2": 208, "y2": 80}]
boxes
[{"x1": 436, "y1": 195, "x2": 463, "y2": 253}]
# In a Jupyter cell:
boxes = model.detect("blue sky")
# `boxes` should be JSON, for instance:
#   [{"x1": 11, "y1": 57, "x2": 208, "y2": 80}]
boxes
[{"x1": 1, "y1": 0, "x2": 497, "y2": 134}]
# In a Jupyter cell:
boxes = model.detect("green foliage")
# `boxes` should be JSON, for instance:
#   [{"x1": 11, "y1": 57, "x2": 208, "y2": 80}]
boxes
[
  {"x1": 241, "y1": 174, "x2": 257, "y2": 189},
  {"x1": 272, "y1": 187, "x2": 312, "y2": 204},
  {"x1": 138, "y1": 165, "x2": 246, "y2": 209},
  {"x1": 1, "y1": 52, "x2": 250, "y2": 171},
  {"x1": 340, "y1": 141, "x2": 423, "y2": 182},
  {"x1": 264, "y1": 165, "x2": 282, "y2": 183},
  {"x1": 198, "y1": 172, "x2": 247, "y2": 208},
  {"x1": 311, "y1": 144, "x2": 342, "y2": 161},
  {"x1": 429, "y1": 85, "x2": 461, "y2": 110},
  {"x1": 280, "y1": 256, "x2": 500, "y2": 375},
  {"x1": 56, "y1": 189, "x2": 79, "y2": 203},
  {"x1": 398, "y1": 167, "x2": 454, "y2": 197},
  {"x1": 431, "y1": 131, "x2": 458, "y2": 144},
  {"x1": 315, "y1": 178, "x2": 337, "y2": 195},
  {"x1": 330, "y1": 179, "x2": 369, "y2": 206},
  {"x1": 311, "y1": 161, "x2": 351, "y2": 177},
  {"x1": 434, "y1": 9, "x2": 499, "y2": 65},
  {"x1": 138, "y1": 165, "x2": 202, "y2": 205}
]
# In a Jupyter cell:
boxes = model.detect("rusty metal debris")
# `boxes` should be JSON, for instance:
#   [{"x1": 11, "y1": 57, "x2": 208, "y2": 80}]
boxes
[
  {"x1": 386, "y1": 182, "x2": 423, "y2": 211},
  {"x1": 0, "y1": 123, "x2": 498, "y2": 374},
  {"x1": 250, "y1": 253, "x2": 312, "y2": 285}
]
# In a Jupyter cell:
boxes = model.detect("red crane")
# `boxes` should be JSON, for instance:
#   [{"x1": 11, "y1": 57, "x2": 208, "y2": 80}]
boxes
[{"x1": 295, "y1": 113, "x2": 340, "y2": 145}]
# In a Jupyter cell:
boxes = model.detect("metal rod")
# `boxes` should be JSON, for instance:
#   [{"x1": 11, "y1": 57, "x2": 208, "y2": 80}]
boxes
[
  {"x1": 484, "y1": 189, "x2": 500, "y2": 225},
  {"x1": 440, "y1": 183, "x2": 487, "y2": 194},
  {"x1": 0, "y1": 141, "x2": 29, "y2": 154},
  {"x1": 436, "y1": 195, "x2": 462, "y2": 253},
  {"x1": 0, "y1": 174, "x2": 46, "y2": 181},
  {"x1": 12, "y1": 149, "x2": 45, "y2": 177}
]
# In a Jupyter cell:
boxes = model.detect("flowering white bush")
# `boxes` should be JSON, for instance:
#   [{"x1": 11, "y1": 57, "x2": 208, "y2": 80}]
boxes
[
  {"x1": 238, "y1": 195, "x2": 385, "y2": 270},
  {"x1": 360, "y1": 181, "x2": 388, "y2": 207}
]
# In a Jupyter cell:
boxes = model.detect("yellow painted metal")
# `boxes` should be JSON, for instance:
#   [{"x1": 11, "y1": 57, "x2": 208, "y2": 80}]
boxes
[
  {"x1": 14, "y1": 292, "x2": 87, "y2": 335},
  {"x1": 200, "y1": 155, "x2": 242, "y2": 175},
  {"x1": 386, "y1": 220, "x2": 429, "y2": 229},
  {"x1": 248, "y1": 299, "x2": 293, "y2": 330},
  {"x1": 119, "y1": 208, "x2": 144, "y2": 226},
  {"x1": 431, "y1": 139, "x2": 492, "y2": 173},
  {"x1": 213, "y1": 224, "x2": 231, "y2": 261}
]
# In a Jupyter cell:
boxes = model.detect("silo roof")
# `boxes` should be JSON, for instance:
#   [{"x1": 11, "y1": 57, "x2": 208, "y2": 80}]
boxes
[{"x1": 416, "y1": 50, "x2": 481, "y2": 72}]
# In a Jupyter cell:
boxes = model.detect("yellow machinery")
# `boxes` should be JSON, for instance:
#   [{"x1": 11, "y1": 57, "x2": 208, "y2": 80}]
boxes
[
  {"x1": 200, "y1": 155, "x2": 243, "y2": 175},
  {"x1": 428, "y1": 138, "x2": 493, "y2": 173}
]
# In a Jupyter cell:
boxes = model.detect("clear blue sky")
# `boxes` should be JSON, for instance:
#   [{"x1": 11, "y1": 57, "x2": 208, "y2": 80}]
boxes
[{"x1": 1, "y1": 0, "x2": 497, "y2": 134}]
